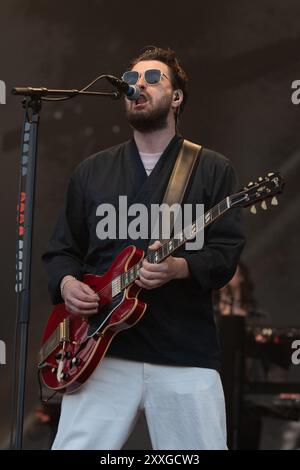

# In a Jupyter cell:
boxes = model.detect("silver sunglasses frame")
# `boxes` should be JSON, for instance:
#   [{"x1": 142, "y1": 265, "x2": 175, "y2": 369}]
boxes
[{"x1": 121, "y1": 69, "x2": 170, "y2": 86}]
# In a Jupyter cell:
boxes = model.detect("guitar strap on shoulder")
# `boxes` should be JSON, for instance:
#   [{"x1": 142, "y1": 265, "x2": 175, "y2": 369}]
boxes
[{"x1": 158, "y1": 139, "x2": 202, "y2": 243}]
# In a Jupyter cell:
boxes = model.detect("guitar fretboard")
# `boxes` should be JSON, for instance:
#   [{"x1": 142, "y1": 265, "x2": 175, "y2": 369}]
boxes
[{"x1": 112, "y1": 196, "x2": 231, "y2": 295}]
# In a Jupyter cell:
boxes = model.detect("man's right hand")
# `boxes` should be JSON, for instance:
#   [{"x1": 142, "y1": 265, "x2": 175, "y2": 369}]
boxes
[{"x1": 61, "y1": 276, "x2": 100, "y2": 316}]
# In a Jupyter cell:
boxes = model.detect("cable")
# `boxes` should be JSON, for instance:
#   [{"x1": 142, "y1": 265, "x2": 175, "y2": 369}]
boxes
[{"x1": 41, "y1": 74, "x2": 110, "y2": 102}]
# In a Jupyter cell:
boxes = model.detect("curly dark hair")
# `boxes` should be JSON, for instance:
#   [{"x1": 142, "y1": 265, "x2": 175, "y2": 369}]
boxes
[{"x1": 128, "y1": 45, "x2": 188, "y2": 120}]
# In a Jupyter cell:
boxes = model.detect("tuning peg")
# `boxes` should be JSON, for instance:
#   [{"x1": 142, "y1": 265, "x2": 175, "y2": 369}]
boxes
[
  {"x1": 261, "y1": 201, "x2": 267, "y2": 210},
  {"x1": 258, "y1": 177, "x2": 263, "y2": 182},
  {"x1": 268, "y1": 172, "x2": 274, "y2": 177},
  {"x1": 248, "y1": 182, "x2": 254, "y2": 187},
  {"x1": 271, "y1": 196, "x2": 278, "y2": 206},
  {"x1": 250, "y1": 205, "x2": 257, "y2": 214}
]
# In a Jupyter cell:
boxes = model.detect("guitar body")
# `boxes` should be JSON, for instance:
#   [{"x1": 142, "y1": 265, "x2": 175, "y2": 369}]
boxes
[
  {"x1": 39, "y1": 245, "x2": 146, "y2": 394},
  {"x1": 39, "y1": 172, "x2": 284, "y2": 394}
]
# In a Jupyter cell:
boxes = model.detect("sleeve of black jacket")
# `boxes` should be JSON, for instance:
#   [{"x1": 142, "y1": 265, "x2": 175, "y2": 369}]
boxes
[
  {"x1": 183, "y1": 156, "x2": 246, "y2": 292},
  {"x1": 42, "y1": 167, "x2": 89, "y2": 304}
]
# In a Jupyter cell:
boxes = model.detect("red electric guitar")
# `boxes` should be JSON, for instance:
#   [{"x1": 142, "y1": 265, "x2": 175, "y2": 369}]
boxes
[{"x1": 38, "y1": 172, "x2": 284, "y2": 393}]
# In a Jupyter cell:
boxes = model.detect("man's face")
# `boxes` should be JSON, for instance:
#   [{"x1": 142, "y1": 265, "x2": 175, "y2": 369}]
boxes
[{"x1": 124, "y1": 60, "x2": 175, "y2": 132}]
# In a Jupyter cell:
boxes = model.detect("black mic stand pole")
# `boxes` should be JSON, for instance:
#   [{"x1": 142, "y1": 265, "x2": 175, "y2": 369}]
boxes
[{"x1": 11, "y1": 86, "x2": 119, "y2": 450}]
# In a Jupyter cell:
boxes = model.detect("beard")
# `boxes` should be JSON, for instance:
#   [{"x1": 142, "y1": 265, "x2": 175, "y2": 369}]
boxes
[{"x1": 126, "y1": 94, "x2": 173, "y2": 133}]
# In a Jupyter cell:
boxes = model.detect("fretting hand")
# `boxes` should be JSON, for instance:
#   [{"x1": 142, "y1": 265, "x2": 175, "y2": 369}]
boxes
[{"x1": 135, "y1": 241, "x2": 189, "y2": 290}]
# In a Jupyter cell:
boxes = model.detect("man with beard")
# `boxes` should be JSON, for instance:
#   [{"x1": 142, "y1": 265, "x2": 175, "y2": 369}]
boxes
[{"x1": 42, "y1": 46, "x2": 245, "y2": 450}]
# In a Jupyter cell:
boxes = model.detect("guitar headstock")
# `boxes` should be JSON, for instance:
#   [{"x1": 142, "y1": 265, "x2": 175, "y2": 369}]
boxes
[{"x1": 230, "y1": 172, "x2": 284, "y2": 213}]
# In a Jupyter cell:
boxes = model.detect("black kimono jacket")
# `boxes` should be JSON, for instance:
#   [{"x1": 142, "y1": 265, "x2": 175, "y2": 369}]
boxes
[{"x1": 42, "y1": 134, "x2": 245, "y2": 370}]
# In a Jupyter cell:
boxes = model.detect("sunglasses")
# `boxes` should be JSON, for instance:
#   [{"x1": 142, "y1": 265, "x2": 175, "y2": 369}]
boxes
[{"x1": 121, "y1": 69, "x2": 170, "y2": 86}]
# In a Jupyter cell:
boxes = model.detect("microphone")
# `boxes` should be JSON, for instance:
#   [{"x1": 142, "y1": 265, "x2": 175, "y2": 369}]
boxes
[{"x1": 105, "y1": 75, "x2": 140, "y2": 101}]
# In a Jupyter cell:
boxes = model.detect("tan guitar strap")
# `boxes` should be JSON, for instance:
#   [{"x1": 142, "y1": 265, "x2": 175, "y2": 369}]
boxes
[{"x1": 158, "y1": 139, "x2": 202, "y2": 243}]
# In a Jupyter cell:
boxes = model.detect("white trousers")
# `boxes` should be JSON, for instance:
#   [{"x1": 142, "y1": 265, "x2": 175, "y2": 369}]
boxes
[{"x1": 52, "y1": 357, "x2": 227, "y2": 450}]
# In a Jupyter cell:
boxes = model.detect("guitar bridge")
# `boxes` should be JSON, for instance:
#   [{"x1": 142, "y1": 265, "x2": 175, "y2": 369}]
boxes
[{"x1": 59, "y1": 319, "x2": 70, "y2": 342}]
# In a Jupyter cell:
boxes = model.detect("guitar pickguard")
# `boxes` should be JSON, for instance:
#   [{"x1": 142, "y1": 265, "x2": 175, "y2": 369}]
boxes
[{"x1": 86, "y1": 291, "x2": 125, "y2": 338}]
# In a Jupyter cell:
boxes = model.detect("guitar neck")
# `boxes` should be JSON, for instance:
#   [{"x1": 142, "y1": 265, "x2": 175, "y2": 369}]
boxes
[{"x1": 114, "y1": 196, "x2": 232, "y2": 292}]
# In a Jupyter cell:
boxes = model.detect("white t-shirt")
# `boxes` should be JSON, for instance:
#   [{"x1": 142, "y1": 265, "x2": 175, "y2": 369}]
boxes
[{"x1": 139, "y1": 152, "x2": 162, "y2": 176}]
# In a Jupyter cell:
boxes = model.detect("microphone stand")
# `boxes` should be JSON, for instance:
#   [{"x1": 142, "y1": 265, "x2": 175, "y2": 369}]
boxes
[
  {"x1": 11, "y1": 85, "x2": 119, "y2": 450},
  {"x1": 11, "y1": 87, "x2": 120, "y2": 98}
]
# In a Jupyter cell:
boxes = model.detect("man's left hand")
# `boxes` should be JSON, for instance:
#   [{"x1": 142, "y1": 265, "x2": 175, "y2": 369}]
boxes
[{"x1": 135, "y1": 241, "x2": 190, "y2": 290}]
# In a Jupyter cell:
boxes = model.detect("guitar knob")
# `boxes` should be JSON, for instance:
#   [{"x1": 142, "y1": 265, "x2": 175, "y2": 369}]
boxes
[
  {"x1": 62, "y1": 373, "x2": 69, "y2": 381},
  {"x1": 250, "y1": 205, "x2": 257, "y2": 214},
  {"x1": 271, "y1": 196, "x2": 278, "y2": 206},
  {"x1": 72, "y1": 357, "x2": 82, "y2": 366},
  {"x1": 55, "y1": 351, "x2": 71, "y2": 360}
]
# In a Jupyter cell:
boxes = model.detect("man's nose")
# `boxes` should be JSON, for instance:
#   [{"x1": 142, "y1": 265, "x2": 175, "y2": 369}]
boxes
[{"x1": 136, "y1": 74, "x2": 147, "y2": 89}]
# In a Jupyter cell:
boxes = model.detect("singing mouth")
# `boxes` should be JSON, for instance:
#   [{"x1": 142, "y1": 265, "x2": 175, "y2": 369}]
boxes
[{"x1": 135, "y1": 94, "x2": 148, "y2": 106}]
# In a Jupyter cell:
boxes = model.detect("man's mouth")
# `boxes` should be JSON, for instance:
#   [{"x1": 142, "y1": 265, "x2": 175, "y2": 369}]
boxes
[{"x1": 135, "y1": 94, "x2": 148, "y2": 106}]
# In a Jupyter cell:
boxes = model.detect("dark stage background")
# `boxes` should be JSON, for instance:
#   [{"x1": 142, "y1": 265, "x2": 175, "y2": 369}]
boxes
[{"x1": 0, "y1": 0, "x2": 300, "y2": 449}]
